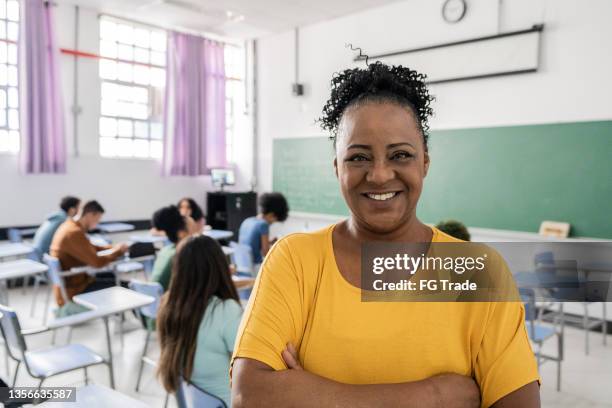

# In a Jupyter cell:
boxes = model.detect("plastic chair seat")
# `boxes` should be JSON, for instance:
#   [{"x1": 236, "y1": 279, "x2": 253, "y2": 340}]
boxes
[
  {"x1": 526, "y1": 324, "x2": 556, "y2": 343},
  {"x1": 116, "y1": 262, "x2": 144, "y2": 274},
  {"x1": 25, "y1": 344, "x2": 104, "y2": 378},
  {"x1": 177, "y1": 379, "x2": 227, "y2": 408}
]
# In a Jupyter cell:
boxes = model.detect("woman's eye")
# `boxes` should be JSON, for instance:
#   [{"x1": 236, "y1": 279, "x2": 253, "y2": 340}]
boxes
[
  {"x1": 390, "y1": 151, "x2": 413, "y2": 160},
  {"x1": 347, "y1": 154, "x2": 369, "y2": 162}
]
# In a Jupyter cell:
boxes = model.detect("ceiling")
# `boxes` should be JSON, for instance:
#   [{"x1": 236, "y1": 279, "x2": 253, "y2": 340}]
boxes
[{"x1": 61, "y1": 0, "x2": 405, "y2": 40}]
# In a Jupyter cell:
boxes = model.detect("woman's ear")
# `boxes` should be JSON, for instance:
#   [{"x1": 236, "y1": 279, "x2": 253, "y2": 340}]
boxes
[
  {"x1": 334, "y1": 157, "x2": 339, "y2": 179},
  {"x1": 423, "y1": 150, "x2": 430, "y2": 178}
]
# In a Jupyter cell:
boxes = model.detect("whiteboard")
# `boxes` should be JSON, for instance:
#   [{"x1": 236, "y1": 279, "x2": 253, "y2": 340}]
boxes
[{"x1": 361, "y1": 28, "x2": 542, "y2": 84}]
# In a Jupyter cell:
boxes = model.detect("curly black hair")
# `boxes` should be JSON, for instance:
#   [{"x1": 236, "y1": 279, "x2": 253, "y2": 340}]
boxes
[
  {"x1": 435, "y1": 219, "x2": 471, "y2": 241},
  {"x1": 152, "y1": 205, "x2": 187, "y2": 244},
  {"x1": 319, "y1": 61, "x2": 434, "y2": 148},
  {"x1": 259, "y1": 192, "x2": 289, "y2": 222}
]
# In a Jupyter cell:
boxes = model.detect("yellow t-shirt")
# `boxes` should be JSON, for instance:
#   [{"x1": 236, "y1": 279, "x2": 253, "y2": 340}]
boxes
[{"x1": 231, "y1": 225, "x2": 539, "y2": 408}]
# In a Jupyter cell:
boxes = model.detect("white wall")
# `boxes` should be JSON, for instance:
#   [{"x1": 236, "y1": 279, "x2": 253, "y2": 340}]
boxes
[
  {"x1": 256, "y1": 0, "x2": 612, "y2": 236},
  {"x1": 1, "y1": 5, "x2": 253, "y2": 227}
]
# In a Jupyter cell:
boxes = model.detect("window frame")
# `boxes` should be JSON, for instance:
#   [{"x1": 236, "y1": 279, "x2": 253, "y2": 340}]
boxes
[
  {"x1": 97, "y1": 15, "x2": 167, "y2": 160},
  {"x1": 0, "y1": 0, "x2": 21, "y2": 155}
]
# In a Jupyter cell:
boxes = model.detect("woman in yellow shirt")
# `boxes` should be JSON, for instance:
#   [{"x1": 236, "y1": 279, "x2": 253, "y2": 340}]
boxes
[{"x1": 231, "y1": 62, "x2": 540, "y2": 408}]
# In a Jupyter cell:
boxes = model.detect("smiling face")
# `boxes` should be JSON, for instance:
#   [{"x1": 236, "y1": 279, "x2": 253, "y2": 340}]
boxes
[{"x1": 334, "y1": 102, "x2": 429, "y2": 234}]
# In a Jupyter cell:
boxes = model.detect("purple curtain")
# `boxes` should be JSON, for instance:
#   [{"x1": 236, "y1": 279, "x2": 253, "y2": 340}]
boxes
[
  {"x1": 20, "y1": 0, "x2": 66, "y2": 174},
  {"x1": 162, "y1": 31, "x2": 226, "y2": 176}
]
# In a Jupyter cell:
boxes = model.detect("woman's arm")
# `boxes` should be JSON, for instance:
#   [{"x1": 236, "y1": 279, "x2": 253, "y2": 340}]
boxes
[
  {"x1": 491, "y1": 381, "x2": 540, "y2": 408},
  {"x1": 260, "y1": 234, "x2": 272, "y2": 257},
  {"x1": 232, "y1": 344, "x2": 480, "y2": 408}
]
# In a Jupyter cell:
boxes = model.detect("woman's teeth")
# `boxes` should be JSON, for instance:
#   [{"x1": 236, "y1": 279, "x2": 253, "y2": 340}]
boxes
[{"x1": 366, "y1": 192, "x2": 398, "y2": 201}]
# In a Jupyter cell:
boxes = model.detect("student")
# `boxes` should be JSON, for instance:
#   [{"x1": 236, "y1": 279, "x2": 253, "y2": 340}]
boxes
[
  {"x1": 157, "y1": 235, "x2": 242, "y2": 407},
  {"x1": 150, "y1": 205, "x2": 193, "y2": 291},
  {"x1": 435, "y1": 219, "x2": 471, "y2": 241},
  {"x1": 32, "y1": 196, "x2": 81, "y2": 258},
  {"x1": 50, "y1": 200, "x2": 128, "y2": 306},
  {"x1": 178, "y1": 197, "x2": 206, "y2": 233},
  {"x1": 231, "y1": 63, "x2": 540, "y2": 407},
  {"x1": 238, "y1": 193, "x2": 289, "y2": 264}
]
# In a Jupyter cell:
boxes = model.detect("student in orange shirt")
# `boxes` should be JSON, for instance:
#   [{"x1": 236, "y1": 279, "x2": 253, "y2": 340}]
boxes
[{"x1": 50, "y1": 200, "x2": 128, "y2": 306}]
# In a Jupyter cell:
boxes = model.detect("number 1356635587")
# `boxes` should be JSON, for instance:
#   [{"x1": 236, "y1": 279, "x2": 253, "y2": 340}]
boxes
[{"x1": 1, "y1": 387, "x2": 76, "y2": 403}]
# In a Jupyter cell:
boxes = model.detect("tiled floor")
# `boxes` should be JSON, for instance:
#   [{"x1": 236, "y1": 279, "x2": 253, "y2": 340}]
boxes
[{"x1": 2, "y1": 283, "x2": 611, "y2": 407}]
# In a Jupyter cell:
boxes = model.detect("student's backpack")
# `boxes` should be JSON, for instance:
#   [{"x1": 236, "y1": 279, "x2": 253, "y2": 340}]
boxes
[{"x1": 128, "y1": 242, "x2": 156, "y2": 258}]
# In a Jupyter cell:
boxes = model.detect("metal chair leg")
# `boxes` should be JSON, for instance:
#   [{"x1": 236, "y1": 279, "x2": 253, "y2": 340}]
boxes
[
  {"x1": 135, "y1": 329, "x2": 152, "y2": 392},
  {"x1": 603, "y1": 302, "x2": 607, "y2": 345},
  {"x1": 43, "y1": 286, "x2": 52, "y2": 326},
  {"x1": 120, "y1": 316, "x2": 125, "y2": 350},
  {"x1": 11, "y1": 360, "x2": 20, "y2": 387},
  {"x1": 30, "y1": 276, "x2": 41, "y2": 317},
  {"x1": 583, "y1": 303, "x2": 589, "y2": 355},
  {"x1": 103, "y1": 317, "x2": 115, "y2": 389},
  {"x1": 557, "y1": 331, "x2": 563, "y2": 391},
  {"x1": 535, "y1": 342, "x2": 542, "y2": 368},
  {"x1": 1, "y1": 281, "x2": 9, "y2": 305},
  {"x1": 84, "y1": 367, "x2": 89, "y2": 385},
  {"x1": 4, "y1": 342, "x2": 9, "y2": 377},
  {"x1": 35, "y1": 378, "x2": 45, "y2": 405}
]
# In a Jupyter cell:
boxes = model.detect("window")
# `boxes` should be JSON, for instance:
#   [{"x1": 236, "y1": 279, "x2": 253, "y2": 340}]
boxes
[
  {"x1": 0, "y1": 0, "x2": 19, "y2": 153},
  {"x1": 98, "y1": 16, "x2": 166, "y2": 159},
  {"x1": 224, "y1": 44, "x2": 246, "y2": 164}
]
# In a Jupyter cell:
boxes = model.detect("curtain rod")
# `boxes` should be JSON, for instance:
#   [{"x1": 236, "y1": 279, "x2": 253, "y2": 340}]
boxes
[{"x1": 0, "y1": 38, "x2": 241, "y2": 81}]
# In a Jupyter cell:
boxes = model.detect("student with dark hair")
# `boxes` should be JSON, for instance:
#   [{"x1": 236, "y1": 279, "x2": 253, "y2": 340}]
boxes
[
  {"x1": 157, "y1": 235, "x2": 242, "y2": 407},
  {"x1": 436, "y1": 220, "x2": 471, "y2": 241},
  {"x1": 238, "y1": 192, "x2": 289, "y2": 264},
  {"x1": 178, "y1": 197, "x2": 206, "y2": 233},
  {"x1": 150, "y1": 205, "x2": 193, "y2": 291},
  {"x1": 50, "y1": 200, "x2": 128, "y2": 306},
  {"x1": 32, "y1": 196, "x2": 81, "y2": 258}
]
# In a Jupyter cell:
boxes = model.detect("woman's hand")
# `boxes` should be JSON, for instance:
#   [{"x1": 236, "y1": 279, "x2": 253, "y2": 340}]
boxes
[
  {"x1": 428, "y1": 373, "x2": 480, "y2": 408},
  {"x1": 281, "y1": 342, "x2": 303, "y2": 370},
  {"x1": 280, "y1": 344, "x2": 479, "y2": 408}
]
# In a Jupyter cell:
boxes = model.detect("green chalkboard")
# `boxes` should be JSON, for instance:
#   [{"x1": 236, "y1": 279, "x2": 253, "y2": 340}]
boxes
[
  {"x1": 272, "y1": 137, "x2": 348, "y2": 216},
  {"x1": 272, "y1": 121, "x2": 612, "y2": 238}
]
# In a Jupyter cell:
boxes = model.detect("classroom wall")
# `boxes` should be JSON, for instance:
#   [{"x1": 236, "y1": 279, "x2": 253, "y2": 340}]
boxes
[
  {"x1": 1, "y1": 5, "x2": 254, "y2": 227},
  {"x1": 256, "y1": 0, "x2": 612, "y2": 235}
]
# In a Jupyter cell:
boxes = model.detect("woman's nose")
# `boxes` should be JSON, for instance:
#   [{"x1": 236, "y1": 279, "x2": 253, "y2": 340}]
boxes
[{"x1": 366, "y1": 160, "x2": 395, "y2": 185}]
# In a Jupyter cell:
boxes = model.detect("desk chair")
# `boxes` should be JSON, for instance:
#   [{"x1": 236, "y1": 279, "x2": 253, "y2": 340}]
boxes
[
  {"x1": 115, "y1": 261, "x2": 146, "y2": 284},
  {"x1": 7, "y1": 229, "x2": 22, "y2": 243},
  {"x1": 43, "y1": 255, "x2": 129, "y2": 349},
  {"x1": 229, "y1": 242, "x2": 256, "y2": 301},
  {"x1": 175, "y1": 377, "x2": 227, "y2": 408},
  {"x1": 229, "y1": 242, "x2": 255, "y2": 276},
  {"x1": 521, "y1": 288, "x2": 563, "y2": 391},
  {"x1": 28, "y1": 256, "x2": 49, "y2": 319},
  {"x1": 128, "y1": 280, "x2": 163, "y2": 392},
  {"x1": 42, "y1": 255, "x2": 72, "y2": 326},
  {"x1": 0, "y1": 304, "x2": 112, "y2": 391},
  {"x1": 535, "y1": 251, "x2": 606, "y2": 354},
  {"x1": 43, "y1": 254, "x2": 85, "y2": 346},
  {"x1": 5, "y1": 228, "x2": 45, "y2": 312}
]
